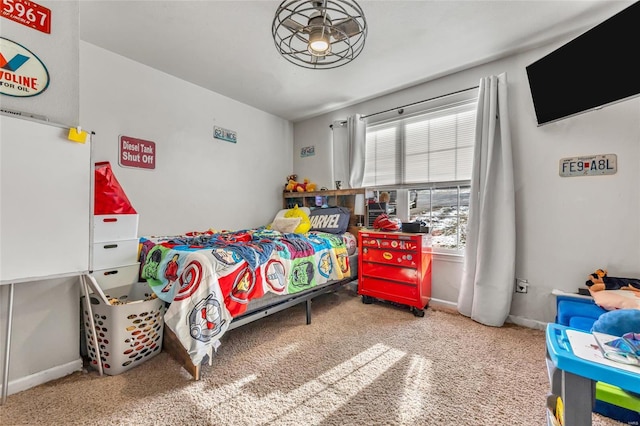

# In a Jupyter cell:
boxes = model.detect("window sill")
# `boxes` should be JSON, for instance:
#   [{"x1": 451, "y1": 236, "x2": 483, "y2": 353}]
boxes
[{"x1": 431, "y1": 250, "x2": 464, "y2": 262}]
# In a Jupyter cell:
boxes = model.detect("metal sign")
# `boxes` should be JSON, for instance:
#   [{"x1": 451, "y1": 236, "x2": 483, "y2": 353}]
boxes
[
  {"x1": 1, "y1": 0, "x2": 51, "y2": 34},
  {"x1": 119, "y1": 135, "x2": 156, "y2": 170},
  {"x1": 301, "y1": 145, "x2": 315, "y2": 157},
  {"x1": 214, "y1": 126, "x2": 237, "y2": 143},
  {"x1": 559, "y1": 153, "x2": 617, "y2": 177},
  {"x1": 0, "y1": 37, "x2": 49, "y2": 97}
]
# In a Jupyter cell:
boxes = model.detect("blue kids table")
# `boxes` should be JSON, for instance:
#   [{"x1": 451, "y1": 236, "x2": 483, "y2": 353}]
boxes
[{"x1": 546, "y1": 323, "x2": 640, "y2": 425}]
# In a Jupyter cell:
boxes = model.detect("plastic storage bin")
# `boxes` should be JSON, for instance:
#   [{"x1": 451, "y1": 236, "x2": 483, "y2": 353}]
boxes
[
  {"x1": 83, "y1": 281, "x2": 164, "y2": 375},
  {"x1": 92, "y1": 238, "x2": 140, "y2": 270},
  {"x1": 94, "y1": 214, "x2": 139, "y2": 242}
]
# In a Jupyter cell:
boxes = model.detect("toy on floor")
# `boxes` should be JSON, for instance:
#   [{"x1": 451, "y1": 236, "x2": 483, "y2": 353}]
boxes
[{"x1": 585, "y1": 269, "x2": 640, "y2": 294}]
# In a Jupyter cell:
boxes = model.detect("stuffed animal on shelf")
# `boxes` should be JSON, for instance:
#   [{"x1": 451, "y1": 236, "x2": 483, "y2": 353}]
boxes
[
  {"x1": 285, "y1": 179, "x2": 297, "y2": 192},
  {"x1": 586, "y1": 268, "x2": 640, "y2": 293},
  {"x1": 302, "y1": 178, "x2": 317, "y2": 192},
  {"x1": 285, "y1": 176, "x2": 317, "y2": 192},
  {"x1": 285, "y1": 174, "x2": 297, "y2": 186}
]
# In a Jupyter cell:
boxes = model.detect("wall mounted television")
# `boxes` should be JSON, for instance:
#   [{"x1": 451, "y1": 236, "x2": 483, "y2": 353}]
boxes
[{"x1": 526, "y1": 1, "x2": 640, "y2": 126}]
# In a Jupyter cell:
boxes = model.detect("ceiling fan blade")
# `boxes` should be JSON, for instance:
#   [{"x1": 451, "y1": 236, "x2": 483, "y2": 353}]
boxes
[
  {"x1": 282, "y1": 18, "x2": 306, "y2": 33},
  {"x1": 331, "y1": 17, "x2": 361, "y2": 40}
]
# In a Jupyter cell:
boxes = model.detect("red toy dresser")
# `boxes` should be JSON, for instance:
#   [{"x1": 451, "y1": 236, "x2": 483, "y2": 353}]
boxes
[{"x1": 358, "y1": 230, "x2": 432, "y2": 317}]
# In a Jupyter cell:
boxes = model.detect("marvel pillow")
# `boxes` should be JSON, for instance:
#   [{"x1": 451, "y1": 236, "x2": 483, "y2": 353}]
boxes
[{"x1": 309, "y1": 206, "x2": 350, "y2": 234}]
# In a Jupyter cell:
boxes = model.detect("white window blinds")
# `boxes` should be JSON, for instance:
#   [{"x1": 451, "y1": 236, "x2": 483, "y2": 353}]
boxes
[{"x1": 362, "y1": 101, "x2": 477, "y2": 187}]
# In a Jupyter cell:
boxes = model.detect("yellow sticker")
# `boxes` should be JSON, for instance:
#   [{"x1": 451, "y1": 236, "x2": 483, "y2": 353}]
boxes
[
  {"x1": 68, "y1": 127, "x2": 88, "y2": 143},
  {"x1": 383, "y1": 252, "x2": 392, "y2": 260}
]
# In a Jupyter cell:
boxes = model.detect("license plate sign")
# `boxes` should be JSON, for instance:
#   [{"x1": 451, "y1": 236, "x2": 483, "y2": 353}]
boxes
[
  {"x1": 559, "y1": 154, "x2": 617, "y2": 177},
  {"x1": 1, "y1": 0, "x2": 51, "y2": 34}
]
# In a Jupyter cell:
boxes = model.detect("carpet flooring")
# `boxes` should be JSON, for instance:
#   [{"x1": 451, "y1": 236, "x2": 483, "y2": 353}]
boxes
[{"x1": 0, "y1": 285, "x2": 626, "y2": 425}]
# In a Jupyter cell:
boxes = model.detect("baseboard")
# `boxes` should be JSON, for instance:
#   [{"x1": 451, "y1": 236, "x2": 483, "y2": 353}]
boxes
[
  {"x1": 507, "y1": 314, "x2": 547, "y2": 330},
  {"x1": 1, "y1": 358, "x2": 83, "y2": 396},
  {"x1": 427, "y1": 299, "x2": 548, "y2": 330},
  {"x1": 429, "y1": 297, "x2": 458, "y2": 310},
  {"x1": 355, "y1": 284, "x2": 546, "y2": 331}
]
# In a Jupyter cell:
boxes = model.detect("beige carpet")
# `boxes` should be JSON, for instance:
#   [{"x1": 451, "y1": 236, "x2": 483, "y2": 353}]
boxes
[{"x1": 0, "y1": 286, "x2": 625, "y2": 425}]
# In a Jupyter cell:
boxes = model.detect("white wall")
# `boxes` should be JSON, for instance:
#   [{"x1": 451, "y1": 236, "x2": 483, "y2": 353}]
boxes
[
  {"x1": 80, "y1": 42, "x2": 293, "y2": 236},
  {"x1": 0, "y1": 1, "x2": 83, "y2": 396},
  {"x1": 294, "y1": 39, "x2": 640, "y2": 326},
  {"x1": 0, "y1": 0, "x2": 79, "y2": 125}
]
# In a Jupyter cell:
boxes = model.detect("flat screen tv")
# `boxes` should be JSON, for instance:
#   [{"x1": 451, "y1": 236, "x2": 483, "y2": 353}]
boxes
[{"x1": 526, "y1": 1, "x2": 640, "y2": 125}]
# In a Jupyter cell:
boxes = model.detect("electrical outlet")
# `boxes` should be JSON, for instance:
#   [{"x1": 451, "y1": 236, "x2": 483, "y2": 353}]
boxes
[{"x1": 515, "y1": 279, "x2": 529, "y2": 293}]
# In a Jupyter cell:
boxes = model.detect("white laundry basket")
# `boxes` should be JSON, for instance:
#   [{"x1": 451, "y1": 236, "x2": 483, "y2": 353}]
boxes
[{"x1": 82, "y1": 281, "x2": 164, "y2": 375}]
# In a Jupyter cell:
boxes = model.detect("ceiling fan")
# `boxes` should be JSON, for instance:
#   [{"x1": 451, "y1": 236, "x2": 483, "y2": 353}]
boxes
[{"x1": 272, "y1": 0, "x2": 368, "y2": 69}]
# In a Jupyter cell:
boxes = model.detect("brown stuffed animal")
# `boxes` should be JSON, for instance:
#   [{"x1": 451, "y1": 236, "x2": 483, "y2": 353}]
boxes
[{"x1": 586, "y1": 268, "x2": 640, "y2": 294}]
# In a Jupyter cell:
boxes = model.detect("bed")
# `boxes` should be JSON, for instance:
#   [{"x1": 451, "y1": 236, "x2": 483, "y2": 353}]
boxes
[{"x1": 138, "y1": 226, "x2": 357, "y2": 380}]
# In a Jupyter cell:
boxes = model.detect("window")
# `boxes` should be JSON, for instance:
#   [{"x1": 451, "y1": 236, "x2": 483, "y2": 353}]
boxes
[
  {"x1": 409, "y1": 185, "x2": 470, "y2": 251},
  {"x1": 362, "y1": 96, "x2": 477, "y2": 252},
  {"x1": 363, "y1": 101, "x2": 476, "y2": 186}
]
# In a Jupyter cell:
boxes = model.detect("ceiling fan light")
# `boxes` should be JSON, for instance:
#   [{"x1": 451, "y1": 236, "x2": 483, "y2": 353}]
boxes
[{"x1": 308, "y1": 28, "x2": 331, "y2": 55}]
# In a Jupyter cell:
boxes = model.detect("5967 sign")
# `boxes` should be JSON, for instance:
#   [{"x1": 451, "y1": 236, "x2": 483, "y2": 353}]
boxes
[{"x1": 2, "y1": 0, "x2": 51, "y2": 34}]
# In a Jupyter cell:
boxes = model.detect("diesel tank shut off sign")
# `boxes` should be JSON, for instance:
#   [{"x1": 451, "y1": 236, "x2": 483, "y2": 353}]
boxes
[{"x1": 119, "y1": 135, "x2": 156, "y2": 170}]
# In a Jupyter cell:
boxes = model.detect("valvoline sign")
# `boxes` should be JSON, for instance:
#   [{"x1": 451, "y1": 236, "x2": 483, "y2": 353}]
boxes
[{"x1": 0, "y1": 37, "x2": 49, "y2": 97}]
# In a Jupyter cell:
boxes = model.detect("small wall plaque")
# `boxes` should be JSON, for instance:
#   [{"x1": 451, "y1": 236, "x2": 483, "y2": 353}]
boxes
[
  {"x1": 301, "y1": 145, "x2": 315, "y2": 157},
  {"x1": 559, "y1": 153, "x2": 616, "y2": 177},
  {"x1": 214, "y1": 126, "x2": 237, "y2": 143}
]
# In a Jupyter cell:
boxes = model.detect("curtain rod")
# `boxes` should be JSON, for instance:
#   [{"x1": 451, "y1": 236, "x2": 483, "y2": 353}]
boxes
[
  {"x1": 329, "y1": 85, "x2": 479, "y2": 128},
  {"x1": 361, "y1": 85, "x2": 479, "y2": 120}
]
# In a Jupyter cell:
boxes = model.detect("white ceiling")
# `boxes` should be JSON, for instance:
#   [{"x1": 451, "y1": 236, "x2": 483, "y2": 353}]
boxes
[{"x1": 79, "y1": 0, "x2": 634, "y2": 123}]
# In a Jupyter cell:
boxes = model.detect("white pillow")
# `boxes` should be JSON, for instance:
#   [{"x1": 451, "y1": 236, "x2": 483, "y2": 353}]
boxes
[
  {"x1": 271, "y1": 217, "x2": 301, "y2": 234},
  {"x1": 274, "y1": 206, "x2": 311, "y2": 220}
]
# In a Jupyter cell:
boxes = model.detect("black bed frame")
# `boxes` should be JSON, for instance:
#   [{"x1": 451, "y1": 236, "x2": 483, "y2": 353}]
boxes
[{"x1": 229, "y1": 278, "x2": 350, "y2": 330}]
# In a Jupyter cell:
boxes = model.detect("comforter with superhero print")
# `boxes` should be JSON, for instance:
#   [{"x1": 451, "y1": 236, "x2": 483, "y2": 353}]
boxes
[{"x1": 139, "y1": 228, "x2": 350, "y2": 366}]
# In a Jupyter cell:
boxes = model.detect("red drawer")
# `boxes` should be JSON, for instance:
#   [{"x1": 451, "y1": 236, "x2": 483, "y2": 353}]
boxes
[
  {"x1": 360, "y1": 237, "x2": 419, "y2": 252},
  {"x1": 360, "y1": 262, "x2": 417, "y2": 284},
  {"x1": 359, "y1": 276, "x2": 418, "y2": 304},
  {"x1": 361, "y1": 247, "x2": 419, "y2": 268}
]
